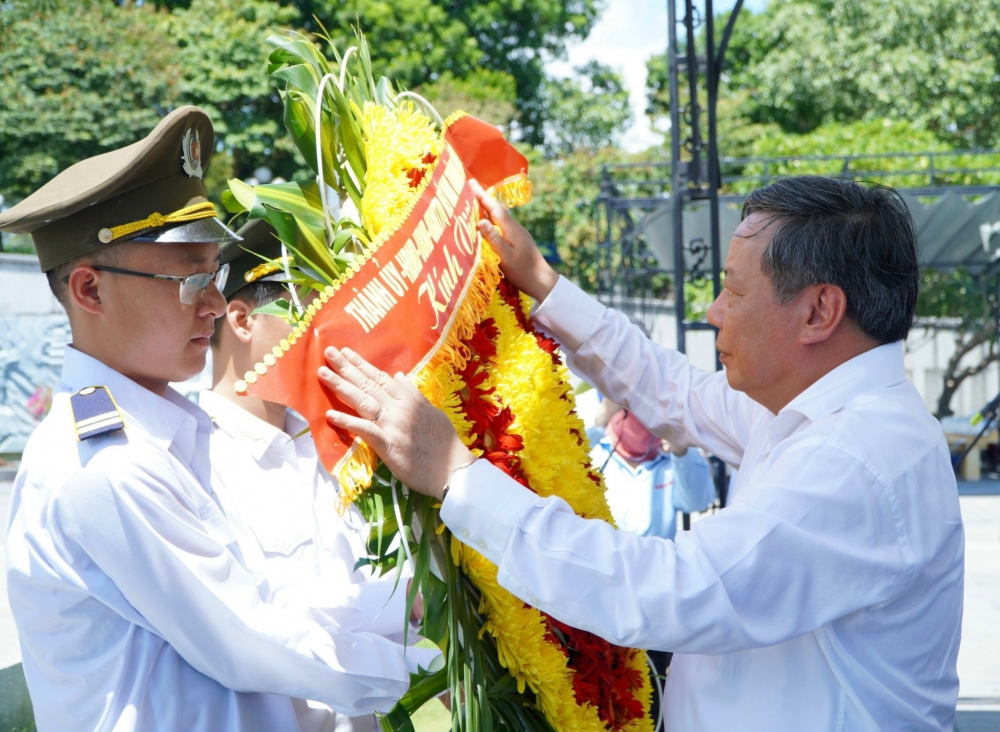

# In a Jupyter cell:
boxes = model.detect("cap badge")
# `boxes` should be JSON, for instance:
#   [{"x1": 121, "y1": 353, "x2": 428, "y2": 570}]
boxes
[{"x1": 181, "y1": 128, "x2": 203, "y2": 179}]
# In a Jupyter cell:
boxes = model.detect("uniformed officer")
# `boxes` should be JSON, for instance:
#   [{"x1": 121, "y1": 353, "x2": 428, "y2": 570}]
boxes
[
  {"x1": 1, "y1": 107, "x2": 422, "y2": 732},
  {"x1": 203, "y1": 219, "x2": 432, "y2": 732}
]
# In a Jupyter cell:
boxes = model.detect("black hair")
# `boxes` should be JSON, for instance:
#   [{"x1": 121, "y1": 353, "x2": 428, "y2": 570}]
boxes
[
  {"x1": 210, "y1": 280, "x2": 287, "y2": 347},
  {"x1": 45, "y1": 241, "x2": 130, "y2": 308},
  {"x1": 741, "y1": 176, "x2": 920, "y2": 344}
]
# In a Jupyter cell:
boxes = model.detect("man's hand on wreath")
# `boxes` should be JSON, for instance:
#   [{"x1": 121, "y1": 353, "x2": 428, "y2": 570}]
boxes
[
  {"x1": 470, "y1": 179, "x2": 559, "y2": 304},
  {"x1": 319, "y1": 346, "x2": 475, "y2": 501}
]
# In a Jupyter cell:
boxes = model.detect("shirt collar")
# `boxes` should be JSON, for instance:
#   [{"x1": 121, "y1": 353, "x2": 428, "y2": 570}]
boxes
[
  {"x1": 58, "y1": 345, "x2": 209, "y2": 464},
  {"x1": 780, "y1": 341, "x2": 907, "y2": 424},
  {"x1": 199, "y1": 389, "x2": 291, "y2": 462}
]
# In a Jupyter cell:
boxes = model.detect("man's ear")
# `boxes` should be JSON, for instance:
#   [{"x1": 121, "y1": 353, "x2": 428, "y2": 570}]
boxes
[
  {"x1": 800, "y1": 283, "x2": 848, "y2": 346},
  {"x1": 225, "y1": 299, "x2": 254, "y2": 344},
  {"x1": 67, "y1": 265, "x2": 105, "y2": 316}
]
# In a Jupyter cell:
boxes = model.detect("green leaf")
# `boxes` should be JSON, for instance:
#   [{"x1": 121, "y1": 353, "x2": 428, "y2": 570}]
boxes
[
  {"x1": 282, "y1": 88, "x2": 339, "y2": 185},
  {"x1": 375, "y1": 76, "x2": 397, "y2": 107},
  {"x1": 251, "y1": 180, "x2": 327, "y2": 231},
  {"x1": 377, "y1": 704, "x2": 416, "y2": 732},
  {"x1": 397, "y1": 667, "x2": 448, "y2": 715},
  {"x1": 220, "y1": 188, "x2": 244, "y2": 214},
  {"x1": 265, "y1": 32, "x2": 331, "y2": 77},
  {"x1": 227, "y1": 178, "x2": 262, "y2": 218},
  {"x1": 330, "y1": 81, "x2": 367, "y2": 185},
  {"x1": 252, "y1": 299, "x2": 294, "y2": 319},
  {"x1": 270, "y1": 62, "x2": 320, "y2": 101}
]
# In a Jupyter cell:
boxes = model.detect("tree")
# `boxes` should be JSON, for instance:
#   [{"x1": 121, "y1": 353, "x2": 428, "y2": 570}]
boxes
[
  {"x1": 721, "y1": 0, "x2": 1000, "y2": 147},
  {"x1": 517, "y1": 145, "x2": 667, "y2": 293},
  {"x1": 288, "y1": 0, "x2": 602, "y2": 144},
  {"x1": 644, "y1": 6, "x2": 1000, "y2": 418},
  {"x1": 166, "y1": 0, "x2": 302, "y2": 189},
  {"x1": 418, "y1": 70, "x2": 519, "y2": 133},
  {"x1": 645, "y1": 52, "x2": 780, "y2": 159},
  {"x1": 0, "y1": 0, "x2": 179, "y2": 203},
  {"x1": 541, "y1": 61, "x2": 632, "y2": 157},
  {"x1": 915, "y1": 268, "x2": 999, "y2": 418}
]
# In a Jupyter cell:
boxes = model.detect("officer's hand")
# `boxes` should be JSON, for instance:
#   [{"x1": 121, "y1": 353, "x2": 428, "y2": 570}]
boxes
[
  {"x1": 319, "y1": 347, "x2": 475, "y2": 501},
  {"x1": 470, "y1": 179, "x2": 559, "y2": 303}
]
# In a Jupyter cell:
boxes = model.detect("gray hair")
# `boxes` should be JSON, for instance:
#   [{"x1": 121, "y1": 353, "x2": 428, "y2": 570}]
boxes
[{"x1": 742, "y1": 176, "x2": 919, "y2": 344}]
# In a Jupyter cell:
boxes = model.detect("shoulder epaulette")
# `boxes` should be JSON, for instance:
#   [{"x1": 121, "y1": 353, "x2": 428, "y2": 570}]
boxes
[{"x1": 70, "y1": 386, "x2": 126, "y2": 441}]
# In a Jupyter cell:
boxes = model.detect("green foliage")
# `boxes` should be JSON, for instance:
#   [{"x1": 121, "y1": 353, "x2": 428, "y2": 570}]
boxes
[
  {"x1": 541, "y1": 61, "x2": 632, "y2": 157},
  {"x1": 918, "y1": 267, "x2": 996, "y2": 328},
  {"x1": 288, "y1": 0, "x2": 602, "y2": 144},
  {"x1": 646, "y1": 53, "x2": 780, "y2": 159},
  {"x1": 419, "y1": 70, "x2": 519, "y2": 131},
  {"x1": 0, "y1": 0, "x2": 179, "y2": 201},
  {"x1": 722, "y1": 0, "x2": 1000, "y2": 147},
  {"x1": 167, "y1": 0, "x2": 302, "y2": 186},
  {"x1": 517, "y1": 146, "x2": 624, "y2": 292},
  {"x1": 0, "y1": 0, "x2": 604, "y2": 236},
  {"x1": 355, "y1": 466, "x2": 555, "y2": 732},
  {"x1": 516, "y1": 144, "x2": 682, "y2": 296},
  {"x1": 727, "y1": 118, "x2": 960, "y2": 193}
]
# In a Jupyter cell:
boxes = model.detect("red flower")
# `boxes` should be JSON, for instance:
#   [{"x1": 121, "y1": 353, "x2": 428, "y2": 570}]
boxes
[
  {"x1": 405, "y1": 167, "x2": 426, "y2": 188},
  {"x1": 543, "y1": 615, "x2": 647, "y2": 729},
  {"x1": 464, "y1": 318, "x2": 499, "y2": 362},
  {"x1": 534, "y1": 333, "x2": 563, "y2": 365}
]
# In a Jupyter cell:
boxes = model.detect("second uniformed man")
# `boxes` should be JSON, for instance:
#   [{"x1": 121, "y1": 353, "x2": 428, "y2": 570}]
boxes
[{"x1": 1, "y1": 107, "x2": 425, "y2": 732}]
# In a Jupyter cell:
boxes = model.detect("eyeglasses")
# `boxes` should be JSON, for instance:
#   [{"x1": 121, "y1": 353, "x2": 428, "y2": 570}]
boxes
[{"x1": 85, "y1": 263, "x2": 230, "y2": 305}]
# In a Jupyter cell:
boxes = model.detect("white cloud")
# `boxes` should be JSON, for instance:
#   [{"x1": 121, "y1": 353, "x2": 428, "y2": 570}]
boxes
[{"x1": 545, "y1": 0, "x2": 768, "y2": 153}]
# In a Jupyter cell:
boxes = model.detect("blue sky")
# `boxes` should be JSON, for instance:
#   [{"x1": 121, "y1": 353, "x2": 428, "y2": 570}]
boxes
[{"x1": 545, "y1": 0, "x2": 768, "y2": 151}]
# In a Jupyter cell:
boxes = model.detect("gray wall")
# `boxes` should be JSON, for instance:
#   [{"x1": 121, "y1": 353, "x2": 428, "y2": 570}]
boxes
[{"x1": 0, "y1": 255, "x2": 68, "y2": 455}]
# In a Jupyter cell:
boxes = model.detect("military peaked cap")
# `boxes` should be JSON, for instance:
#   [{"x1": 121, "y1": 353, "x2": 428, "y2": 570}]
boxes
[
  {"x1": 0, "y1": 106, "x2": 240, "y2": 272},
  {"x1": 221, "y1": 219, "x2": 291, "y2": 299}
]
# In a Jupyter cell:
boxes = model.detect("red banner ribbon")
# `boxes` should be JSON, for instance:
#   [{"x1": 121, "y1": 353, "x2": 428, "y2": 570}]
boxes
[{"x1": 242, "y1": 115, "x2": 528, "y2": 475}]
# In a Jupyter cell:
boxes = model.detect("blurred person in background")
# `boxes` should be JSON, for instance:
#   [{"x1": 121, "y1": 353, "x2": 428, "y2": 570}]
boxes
[{"x1": 592, "y1": 404, "x2": 715, "y2": 540}]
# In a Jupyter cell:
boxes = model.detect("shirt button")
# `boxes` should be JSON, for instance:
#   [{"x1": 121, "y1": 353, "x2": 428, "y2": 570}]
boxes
[
  {"x1": 476, "y1": 539, "x2": 488, "y2": 550},
  {"x1": 529, "y1": 596, "x2": 541, "y2": 606},
  {"x1": 459, "y1": 528, "x2": 471, "y2": 539}
]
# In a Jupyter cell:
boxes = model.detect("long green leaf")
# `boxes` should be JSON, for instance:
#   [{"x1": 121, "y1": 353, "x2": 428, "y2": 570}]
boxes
[
  {"x1": 227, "y1": 178, "x2": 266, "y2": 219},
  {"x1": 330, "y1": 81, "x2": 367, "y2": 185},
  {"x1": 265, "y1": 32, "x2": 331, "y2": 76},
  {"x1": 271, "y1": 63, "x2": 320, "y2": 101},
  {"x1": 377, "y1": 705, "x2": 416, "y2": 732},
  {"x1": 251, "y1": 180, "x2": 326, "y2": 231},
  {"x1": 252, "y1": 299, "x2": 293, "y2": 319}
]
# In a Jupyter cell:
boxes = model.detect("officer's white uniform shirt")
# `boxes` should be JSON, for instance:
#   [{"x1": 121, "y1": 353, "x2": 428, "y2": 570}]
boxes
[
  {"x1": 441, "y1": 277, "x2": 965, "y2": 732},
  {"x1": 199, "y1": 389, "x2": 421, "y2": 732},
  {"x1": 5, "y1": 346, "x2": 421, "y2": 732}
]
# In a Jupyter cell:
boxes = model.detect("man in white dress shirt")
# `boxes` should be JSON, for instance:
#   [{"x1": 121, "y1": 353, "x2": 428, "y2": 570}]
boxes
[
  {"x1": 203, "y1": 220, "x2": 430, "y2": 732},
  {"x1": 317, "y1": 176, "x2": 965, "y2": 731},
  {"x1": 1, "y1": 108, "x2": 422, "y2": 731}
]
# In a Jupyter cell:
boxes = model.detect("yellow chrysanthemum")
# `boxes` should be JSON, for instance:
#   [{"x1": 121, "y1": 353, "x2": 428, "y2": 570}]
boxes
[
  {"x1": 424, "y1": 281, "x2": 652, "y2": 732},
  {"x1": 346, "y1": 105, "x2": 653, "y2": 730},
  {"x1": 359, "y1": 100, "x2": 443, "y2": 239}
]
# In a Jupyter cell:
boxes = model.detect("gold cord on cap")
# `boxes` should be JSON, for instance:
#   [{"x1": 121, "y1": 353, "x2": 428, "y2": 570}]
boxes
[
  {"x1": 244, "y1": 256, "x2": 292, "y2": 284},
  {"x1": 98, "y1": 201, "x2": 218, "y2": 243}
]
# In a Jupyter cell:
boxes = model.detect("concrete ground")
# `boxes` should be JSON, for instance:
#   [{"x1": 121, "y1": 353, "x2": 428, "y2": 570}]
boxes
[{"x1": 1, "y1": 480, "x2": 998, "y2": 730}]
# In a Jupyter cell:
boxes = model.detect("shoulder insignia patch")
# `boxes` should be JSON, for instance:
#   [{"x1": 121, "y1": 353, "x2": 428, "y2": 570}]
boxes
[{"x1": 70, "y1": 386, "x2": 126, "y2": 441}]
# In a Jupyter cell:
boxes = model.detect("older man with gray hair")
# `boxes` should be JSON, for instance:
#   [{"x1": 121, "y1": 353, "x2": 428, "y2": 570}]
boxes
[{"x1": 318, "y1": 176, "x2": 964, "y2": 732}]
